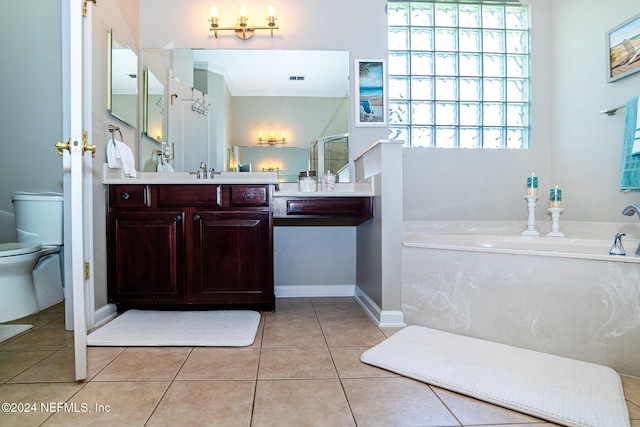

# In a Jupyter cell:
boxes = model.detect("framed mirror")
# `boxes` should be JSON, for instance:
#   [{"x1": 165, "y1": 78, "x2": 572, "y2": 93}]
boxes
[
  {"x1": 141, "y1": 48, "x2": 350, "y2": 179},
  {"x1": 142, "y1": 69, "x2": 164, "y2": 142},
  {"x1": 108, "y1": 30, "x2": 138, "y2": 128}
]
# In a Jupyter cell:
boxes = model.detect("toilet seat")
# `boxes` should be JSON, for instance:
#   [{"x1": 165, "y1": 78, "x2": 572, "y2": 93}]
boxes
[{"x1": 0, "y1": 243, "x2": 42, "y2": 257}]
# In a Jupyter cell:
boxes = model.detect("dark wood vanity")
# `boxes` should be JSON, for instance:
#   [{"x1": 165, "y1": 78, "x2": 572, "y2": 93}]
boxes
[{"x1": 106, "y1": 182, "x2": 373, "y2": 311}]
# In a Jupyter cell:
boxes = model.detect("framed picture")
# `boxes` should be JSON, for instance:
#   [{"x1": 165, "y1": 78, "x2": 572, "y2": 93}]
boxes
[
  {"x1": 606, "y1": 13, "x2": 640, "y2": 82},
  {"x1": 355, "y1": 59, "x2": 387, "y2": 127}
]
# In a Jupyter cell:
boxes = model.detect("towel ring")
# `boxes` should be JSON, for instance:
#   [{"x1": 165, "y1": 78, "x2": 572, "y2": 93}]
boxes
[{"x1": 108, "y1": 124, "x2": 123, "y2": 143}]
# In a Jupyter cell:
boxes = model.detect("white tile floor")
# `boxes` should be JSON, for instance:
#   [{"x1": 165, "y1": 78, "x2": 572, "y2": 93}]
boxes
[{"x1": 1, "y1": 298, "x2": 639, "y2": 426}]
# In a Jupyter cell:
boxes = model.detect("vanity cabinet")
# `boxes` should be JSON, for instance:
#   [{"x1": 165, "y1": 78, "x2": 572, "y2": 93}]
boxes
[
  {"x1": 106, "y1": 184, "x2": 274, "y2": 310},
  {"x1": 108, "y1": 209, "x2": 185, "y2": 302},
  {"x1": 190, "y1": 210, "x2": 271, "y2": 304}
]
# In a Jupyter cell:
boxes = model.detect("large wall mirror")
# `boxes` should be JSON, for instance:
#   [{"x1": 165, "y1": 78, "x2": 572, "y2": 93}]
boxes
[
  {"x1": 108, "y1": 30, "x2": 138, "y2": 128},
  {"x1": 141, "y1": 48, "x2": 350, "y2": 180}
]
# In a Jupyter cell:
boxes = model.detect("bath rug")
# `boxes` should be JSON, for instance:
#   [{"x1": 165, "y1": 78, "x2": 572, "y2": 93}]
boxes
[
  {"x1": 87, "y1": 310, "x2": 260, "y2": 347},
  {"x1": 361, "y1": 325, "x2": 629, "y2": 427},
  {"x1": 0, "y1": 324, "x2": 33, "y2": 343}
]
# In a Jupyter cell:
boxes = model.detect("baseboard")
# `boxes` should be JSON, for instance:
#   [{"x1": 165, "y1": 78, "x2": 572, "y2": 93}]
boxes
[
  {"x1": 93, "y1": 303, "x2": 117, "y2": 329},
  {"x1": 275, "y1": 285, "x2": 355, "y2": 298},
  {"x1": 354, "y1": 287, "x2": 406, "y2": 328}
]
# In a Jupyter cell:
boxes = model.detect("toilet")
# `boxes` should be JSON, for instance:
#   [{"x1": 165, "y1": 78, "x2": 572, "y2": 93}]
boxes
[{"x1": 0, "y1": 190, "x2": 64, "y2": 323}]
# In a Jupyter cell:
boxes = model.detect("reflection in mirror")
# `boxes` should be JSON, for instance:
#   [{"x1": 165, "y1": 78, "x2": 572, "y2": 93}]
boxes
[
  {"x1": 311, "y1": 133, "x2": 349, "y2": 182},
  {"x1": 108, "y1": 30, "x2": 138, "y2": 128},
  {"x1": 140, "y1": 49, "x2": 350, "y2": 179},
  {"x1": 143, "y1": 69, "x2": 164, "y2": 142},
  {"x1": 231, "y1": 146, "x2": 310, "y2": 183}
]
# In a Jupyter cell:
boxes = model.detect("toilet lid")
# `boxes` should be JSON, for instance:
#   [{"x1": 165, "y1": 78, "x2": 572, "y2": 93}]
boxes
[{"x1": 0, "y1": 242, "x2": 42, "y2": 257}]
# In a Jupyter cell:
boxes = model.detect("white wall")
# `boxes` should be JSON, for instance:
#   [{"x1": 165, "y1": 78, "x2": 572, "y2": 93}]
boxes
[
  {"x1": 90, "y1": 0, "x2": 141, "y2": 310},
  {"x1": 550, "y1": 0, "x2": 640, "y2": 222},
  {"x1": 0, "y1": 1, "x2": 63, "y2": 214},
  {"x1": 404, "y1": 0, "x2": 640, "y2": 223}
]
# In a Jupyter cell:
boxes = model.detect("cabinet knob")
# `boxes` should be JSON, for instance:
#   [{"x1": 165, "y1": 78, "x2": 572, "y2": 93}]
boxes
[
  {"x1": 122, "y1": 192, "x2": 131, "y2": 200},
  {"x1": 193, "y1": 214, "x2": 201, "y2": 221},
  {"x1": 245, "y1": 192, "x2": 252, "y2": 199},
  {"x1": 174, "y1": 215, "x2": 182, "y2": 222}
]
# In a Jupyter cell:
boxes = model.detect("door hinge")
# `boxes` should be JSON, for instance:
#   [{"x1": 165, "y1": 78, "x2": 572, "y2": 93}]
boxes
[
  {"x1": 83, "y1": 0, "x2": 96, "y2": 17},
  {"x1": 84, "y1": 262, "x2": 91, "y2": 280}
]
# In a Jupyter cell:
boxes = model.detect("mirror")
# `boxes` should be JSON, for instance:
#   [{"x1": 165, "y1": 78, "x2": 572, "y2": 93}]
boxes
[
  {"x1": 141, "y1": 48, "x2": 350, "y2": 180},
  {"x1": 108, "y1": 30, "x2": 138, "y2": 128},
  {"x1": 143, "y1": 69, "x2": 164, "y2": 142}
]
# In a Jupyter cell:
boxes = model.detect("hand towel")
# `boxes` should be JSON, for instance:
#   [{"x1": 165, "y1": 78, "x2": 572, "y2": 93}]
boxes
[
  {"x1": 632, "y1": 97, "x2": 640, "y2": 155},
  {"x1": 619, "y1": 96, "x2": 640, "y2": 190},
  {"x1": 106, "y1": 138, "x2": 137, "y2": 178}
]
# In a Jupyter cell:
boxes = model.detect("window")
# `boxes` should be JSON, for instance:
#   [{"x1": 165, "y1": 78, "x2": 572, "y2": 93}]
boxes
[{"x1": 388, "y1": 1, "x2": 530, "y2": 148}]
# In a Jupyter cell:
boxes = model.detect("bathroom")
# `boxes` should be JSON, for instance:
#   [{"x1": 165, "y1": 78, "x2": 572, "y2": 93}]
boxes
[{"x1": 1, "y1": 0, "x2": 640, "y2": 379}]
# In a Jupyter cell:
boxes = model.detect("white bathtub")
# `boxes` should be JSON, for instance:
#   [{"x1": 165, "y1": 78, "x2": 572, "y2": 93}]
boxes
[{"x1": 402, "y1": 221, "x2": 640, "y2": 376}]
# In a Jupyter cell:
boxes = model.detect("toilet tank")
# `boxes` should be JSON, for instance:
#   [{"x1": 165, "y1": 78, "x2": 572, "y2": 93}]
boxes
[{"x1": 12, "y1": 190, "x2": 64, "y2": 246}]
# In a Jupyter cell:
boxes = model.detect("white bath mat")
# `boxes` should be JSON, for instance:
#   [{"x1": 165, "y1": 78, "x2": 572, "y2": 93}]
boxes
[
  {"x1": 361, "y1": 326, "x2": 630, "y2": 427},
  {"x1": 0, "y1": 324, "x2": 33, "y2": 343},
  {"x1": 87, "y1": 310, "x2": 260, "y2": 347}
]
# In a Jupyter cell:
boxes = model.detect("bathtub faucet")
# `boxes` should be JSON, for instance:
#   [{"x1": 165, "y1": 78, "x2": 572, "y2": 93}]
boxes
[
  {"x1": 609, "y1": 233, "x2": 626, "y2": 256},
  {"x1": 621, "y1": 204, "x2": 640, "y2": 256}
]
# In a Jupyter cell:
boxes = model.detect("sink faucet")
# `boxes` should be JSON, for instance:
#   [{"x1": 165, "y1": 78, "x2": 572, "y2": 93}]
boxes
[
  {"x1": 198, "y1": 162, "x2": 207, "y2": 179},
  {"x1": 622, "y1": 204, "x2": 640, "y2": 256}
]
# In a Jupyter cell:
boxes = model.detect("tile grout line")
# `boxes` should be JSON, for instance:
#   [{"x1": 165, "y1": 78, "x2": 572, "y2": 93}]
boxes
[
  {"x1": 142, "y1": 346, "x2": 194, "y2": 426},
  {"x1": 249, "y1": 311, "x2": 268, "y2": 426}
]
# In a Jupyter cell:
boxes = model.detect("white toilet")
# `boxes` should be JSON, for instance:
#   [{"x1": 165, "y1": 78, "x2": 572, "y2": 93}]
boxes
[{"x1": 0, "y1": 190, "x2": 64, "y2": 323}]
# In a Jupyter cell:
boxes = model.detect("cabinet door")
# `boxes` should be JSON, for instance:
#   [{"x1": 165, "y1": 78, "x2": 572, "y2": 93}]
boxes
[
  {"x1": 190, "y1": 210, "x2": 273, "y2": 306},
  {"x1": 108, "y1": 210, "x2": 185, "y2": 303}
]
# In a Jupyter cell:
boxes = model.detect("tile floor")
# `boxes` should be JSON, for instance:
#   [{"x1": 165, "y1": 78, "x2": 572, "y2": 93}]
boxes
[{"x1": 1, "y1": 297, "x2": 639, "y2": 426}]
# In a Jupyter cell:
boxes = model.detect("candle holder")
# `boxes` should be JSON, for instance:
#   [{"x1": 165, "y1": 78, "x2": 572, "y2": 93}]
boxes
[
  {"x1": 522, "y1": 195, "x2": 540, "y2": 236},
  {"x1": 547, "y1": 208, "x2": 565, "y2": 237}
]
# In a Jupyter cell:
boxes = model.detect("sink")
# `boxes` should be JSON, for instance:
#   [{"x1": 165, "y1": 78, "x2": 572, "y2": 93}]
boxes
[
  {"x1": 136, "y1": 171, "x2": 195, "y2": 180},
  {"x1": 103, "y1": 164, "x2": 279, "y2": 184}
]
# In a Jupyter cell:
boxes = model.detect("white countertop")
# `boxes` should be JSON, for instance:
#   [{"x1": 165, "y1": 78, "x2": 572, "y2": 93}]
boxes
[
  {"x1": 103, "y1": 168, "x2": 280, "y2": 185},
  {"x1": 103, "y1": 165, "x2": 373, "y2": 196},
  {"x1": 273, "y1": 182, "x2": 374, "y2": 197}
]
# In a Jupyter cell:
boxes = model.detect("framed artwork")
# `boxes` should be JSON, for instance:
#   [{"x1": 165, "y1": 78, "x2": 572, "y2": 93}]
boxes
[
  {"x1": 606, "y1": 13, "x2": 640, "y2": 82},
  {"x1": 355, "y1": 59, "x2": 387, "y2": 127}
]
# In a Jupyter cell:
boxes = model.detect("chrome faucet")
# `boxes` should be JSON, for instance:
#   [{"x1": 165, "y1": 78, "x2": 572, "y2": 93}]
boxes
[
  {"x1": 609, "y1": 233, "x2": 626, "y2": 256},
  {"x1": 622, "y1": 204, "x2": 640, "y2": 256},
  {"x1": 198, "y1": 162, "x2": 208, "y2": 179}
]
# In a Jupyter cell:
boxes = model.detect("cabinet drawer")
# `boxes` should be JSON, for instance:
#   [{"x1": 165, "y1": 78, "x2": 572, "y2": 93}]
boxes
[
  {"x1": 158, "y1": 185, "x2": 221, "y2": 207},
  {"x1": 109, "y1": 185, "x2": 150, "y2": 208},
  {"x1": 229, "y1": 185, "x2": 269, "y2": 207},
  {"x1": 286, "y1": 198, "x2": 370, "y2": 217}
]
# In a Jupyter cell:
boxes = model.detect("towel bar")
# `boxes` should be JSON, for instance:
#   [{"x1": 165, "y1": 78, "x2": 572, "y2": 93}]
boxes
[{"x1": 600, "y1": 104, "x2": 625, "y2": 116}]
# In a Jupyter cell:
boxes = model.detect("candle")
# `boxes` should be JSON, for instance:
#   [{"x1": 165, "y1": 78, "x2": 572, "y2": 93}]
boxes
[
  {"x1": 549, "y1": 185, "x2": 562, "y2": 208},
  {"x1": 526, "y1": 172, "x2": 538, "y2": 196}
]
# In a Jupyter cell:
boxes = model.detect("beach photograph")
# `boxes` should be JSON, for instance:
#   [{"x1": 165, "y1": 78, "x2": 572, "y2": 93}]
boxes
[
  {"x1": 356, "y1": 60, "x2": 386, "y2": 125},
  {"x1": 607, "y1": 13, "x2": 640, "y2": 81}
]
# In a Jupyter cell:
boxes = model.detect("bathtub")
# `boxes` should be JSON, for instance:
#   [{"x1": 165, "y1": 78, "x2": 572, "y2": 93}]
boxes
[{"x1": 402, "y1": 221, "x2": 640, "y2": 376}]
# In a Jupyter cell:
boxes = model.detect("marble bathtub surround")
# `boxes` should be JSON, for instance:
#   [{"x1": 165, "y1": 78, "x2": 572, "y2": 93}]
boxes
[{"x1": 403, "y1": 220, "x2": 640, "y2": 376}]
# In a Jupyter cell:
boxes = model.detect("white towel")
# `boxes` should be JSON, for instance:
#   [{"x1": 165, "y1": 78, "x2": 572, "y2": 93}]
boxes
[
  {"x1": 632, "y1": 97, "x2": 640, "y2": 155},
  {"x1": 106, "y1": 138, "x2": 137, "y2": 178}
]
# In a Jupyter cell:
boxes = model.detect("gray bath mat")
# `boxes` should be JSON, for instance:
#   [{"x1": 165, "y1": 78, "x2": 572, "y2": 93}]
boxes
[
  {"x1": 0, "y1": 324, "x2": 33, "y2": 343},
  {"x1": 87, "y1": 310, "x2": 260, "y2": 347},
  {"x1": 361, "y1": 325, "x2": 629, "y2": 427}
]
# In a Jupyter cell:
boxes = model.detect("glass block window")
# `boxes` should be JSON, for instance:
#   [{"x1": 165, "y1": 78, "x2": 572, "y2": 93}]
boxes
[{"x1": 388, "y1": 1, "x2": 530, "y2": 148}]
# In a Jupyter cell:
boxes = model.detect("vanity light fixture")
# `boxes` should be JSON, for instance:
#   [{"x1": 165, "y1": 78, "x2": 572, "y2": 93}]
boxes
[
  {"x1": 208, "y1": 3, "x2": 279, "y2": 39},
  {"x1": 257, "y1": 130, "x2": 287, "y2": 146},
  {"x1": 261, "y1": 162, "x2": 281, "y2": 172}
]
